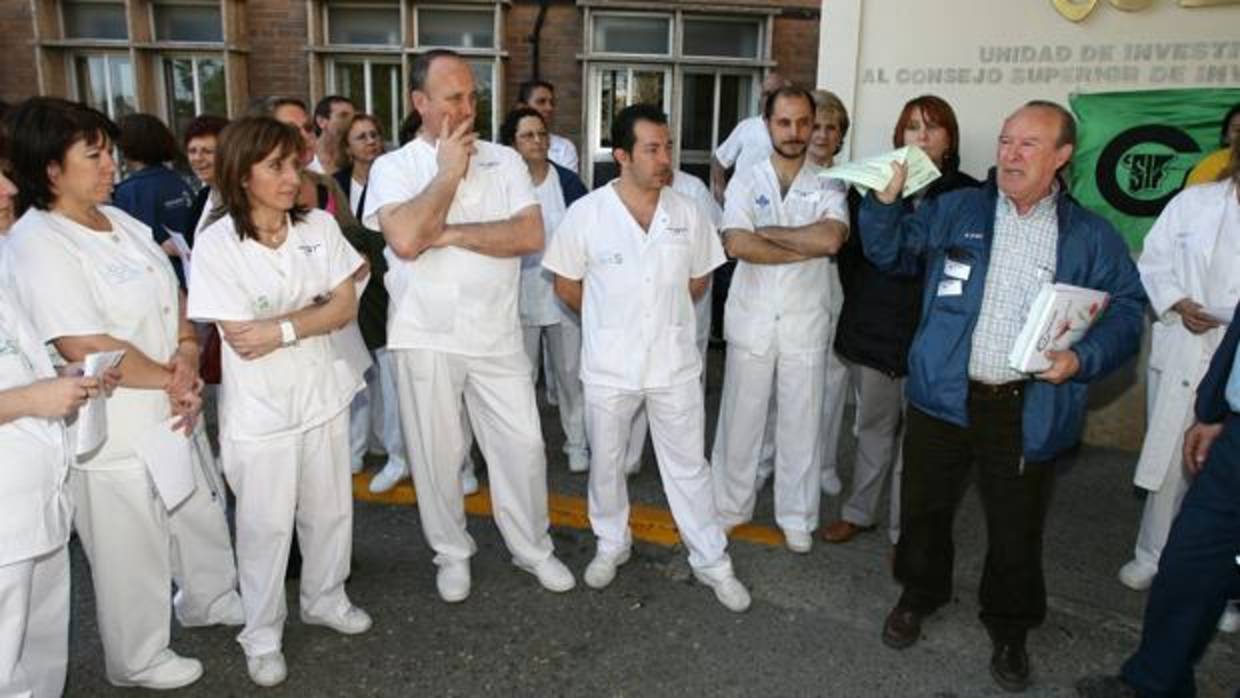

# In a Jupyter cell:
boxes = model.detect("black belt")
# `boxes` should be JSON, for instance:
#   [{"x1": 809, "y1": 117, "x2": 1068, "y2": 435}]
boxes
[{"x1": 968, "y1": 380, "x2": 1026, "y2": 398}]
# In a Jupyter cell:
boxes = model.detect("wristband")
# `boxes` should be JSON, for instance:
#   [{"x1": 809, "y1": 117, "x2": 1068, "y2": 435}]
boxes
[{"x1": 280, "y1": 320, "x2": 298, "y2": 347}]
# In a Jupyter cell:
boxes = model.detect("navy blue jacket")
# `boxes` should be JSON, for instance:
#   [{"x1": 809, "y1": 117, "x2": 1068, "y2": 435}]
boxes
[
  {"x1": 113, "y1": 165, "x2": 197, "y2": 243},
  {"x1": 552, "y1": 162, "x2": 588, "y2": 207},
  {"x1": 1195, "y1": 302, "x2": 1240, "y2": 425},
  {"x1": 859, "y1": 175, "x2": 1148, "y2": 461}
]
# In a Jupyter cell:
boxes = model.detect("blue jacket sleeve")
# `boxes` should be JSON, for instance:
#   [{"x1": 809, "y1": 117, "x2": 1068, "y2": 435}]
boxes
[
  {"x1": 1070, "y1": 221, "x2": 1148, "y2": 383},
  {"x1": 1195, "y1": 302, "x2": 1240, "y2": 424},
  {"x1": 857, "y1": 191, "x2": 940, "y2": 278}
]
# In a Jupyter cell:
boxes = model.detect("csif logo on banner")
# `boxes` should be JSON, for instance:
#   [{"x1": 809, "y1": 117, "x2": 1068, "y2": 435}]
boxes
[
  {"x1": 1053, "y1": 0, "x2": 1240, "y2": 22},
  {"x1": 1095, "y1": 124, "x2": 1200, "y2": 217}
]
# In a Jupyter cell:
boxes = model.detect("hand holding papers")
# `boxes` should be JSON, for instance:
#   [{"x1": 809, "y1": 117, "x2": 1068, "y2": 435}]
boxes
[
  {"x1": 75, "y1": 349, "x2": 125, "y2": 456},
  {"x1": 819, "y1": 145, "x2": 942, "y2": 198},
  {"x1": 1009, "y1": 283, "x2": 1110, "y2": 374},
  {"x1": 166, "y1": 228, "x2": 193, "y2": 284}
]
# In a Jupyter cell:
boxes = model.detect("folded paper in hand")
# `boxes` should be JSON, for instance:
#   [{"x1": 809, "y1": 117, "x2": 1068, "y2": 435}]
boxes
[
  {"x1": 75, "y1": 349, "x2": 126, "y2": 456},
  {"x1": 818, "y1": 145, "x2": 942, "y2": 197},
  {"x1": 1009, "y1": 283, "x2": 1110, "y2": 373}
]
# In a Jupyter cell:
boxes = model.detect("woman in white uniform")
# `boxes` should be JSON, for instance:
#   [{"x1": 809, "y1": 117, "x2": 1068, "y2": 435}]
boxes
[
  {"x1": 188, "y1": 117, "x2": 372, "y2": 687},
  {"x1": 6, "y1": 97, "x2": 239, "y2": 691},
  {"x1": 1126, "y1": 137, "x2": 1240, "y2": 632},
  {"x1": 500, "y1": 107, "x2": 590, "y2": 472},
  {"x1": 0, "y1": 137, "x2": 117, "y2": 698}
]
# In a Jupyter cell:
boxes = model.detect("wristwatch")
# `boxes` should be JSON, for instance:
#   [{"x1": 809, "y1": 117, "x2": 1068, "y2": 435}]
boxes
[{"x1": 279, "y1": 320, "x2": 298, "y2": 347}]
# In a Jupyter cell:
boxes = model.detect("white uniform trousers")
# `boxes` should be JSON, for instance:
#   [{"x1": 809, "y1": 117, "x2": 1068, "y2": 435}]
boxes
[
  {"x1": 1130, "y1": 365, "x2": 1194, "y2": 572},
  {"x1": 349, "y1": 350, "x2": 408, "y2": 472},
  {"x1": 838, "y1": 360, "x2": 905, "y2": 543},
  {"x1": 711, "y1": 347, "x2": 826, "y2": 533},
  {"x1": 522, "y1": 322, "x2": 587, "y2": 462},
  {"x1": 169, "y1": 425, "x2": 241, "y2": 627},
  {"x1": 585, "y1": 380, "x2": 732, "y2": 572},
  {"x1": 221, "y1": 411, "x2": 354, "y2": 657},
  {"x1": 819, "y1": 348, "x2": 853, "y2": 486},
  {"x1": 0, "y1": 548, "x2": 69, "y2": 698},
  {"x1": 392, "y1": 349, "x2": 554, "y2": 568},
  {"x1": 71, "y1": 464, "x2": 178, "y2": 681}
]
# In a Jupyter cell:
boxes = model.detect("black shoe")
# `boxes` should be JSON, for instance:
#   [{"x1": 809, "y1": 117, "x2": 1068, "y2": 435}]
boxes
[
  {"x1": 989, "y1": 640, "x2": 1030, "y2": 692},
  {"x1": 881, "y1": 606, "x2": 924, "y2": 649},
  {"x1": 1073, "y1": 675, "x2": 1138, "y2": 698}
]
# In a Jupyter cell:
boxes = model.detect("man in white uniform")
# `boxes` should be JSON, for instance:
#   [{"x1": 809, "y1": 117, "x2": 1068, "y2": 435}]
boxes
[
  {"x1": 710, "y1": 87, "x2": 850, "y2": 553},
  {"x1": 364, "y1": 49, "x2": 573, "y2": 603},
  {"x1": 517, "y1": 80, "x2": 579, "y2": 173},
  {"x1": 543, "y1": 104, "x2": 751, "y2": 612},
  {"x1": 309, "y1": 95, "x2": 355, "y2": 175}
]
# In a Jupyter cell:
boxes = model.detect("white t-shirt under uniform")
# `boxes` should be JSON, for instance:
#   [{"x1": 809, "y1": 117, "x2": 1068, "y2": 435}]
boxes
[
  {"x1": 542, "y1": 184, "x2": 726, "y2": 391},
  {"x1": 363, "y1": 138, "x2": 539, "y2": 357},
  {"x1": 187, "y1": 209, "x2": 364, "y2": 442},
  {"x1": 721, "y1": 159, "x2": 848, "y2": 356}
]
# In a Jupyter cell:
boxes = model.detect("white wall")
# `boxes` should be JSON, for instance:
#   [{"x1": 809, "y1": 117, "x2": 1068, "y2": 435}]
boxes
[{"x1": 819, "y1": 0, "x2": 1240, "y2": 177}]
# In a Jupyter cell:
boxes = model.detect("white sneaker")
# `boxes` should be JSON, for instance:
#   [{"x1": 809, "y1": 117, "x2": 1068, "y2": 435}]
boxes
[
  {"x1": 461, "y1": 468, "x2": 479, "y2": 496},
  {"x1": 246, "y1": 651, "x2": 287, "y2": 688},
  {"x1": 175, "y1": 589, "x2": 244, "y2": 627},
  {"x1": 1218, "y1": 604, "x2": 1240, "y2": 634},
  {"x1": 437, "y1": 560, "x2": 471, "y2": 603},
  {"x1": 624, "y1": 459, "x2": 641, "y2": 476},
  {"x1": 568, "y1": 451, "x2": 590, "y2": 473},
  {"x1": 1117, "y1": 559, "x2": 1157, "y2": 591},
  {"x1": 584, "y1": 549, "x2": 631, "y2": 589},
  {"x1": 515, "y1": 555, "x2": 576, "y2": 593},
  {"x1": 350, "y1": 459, "x2": 365, "y2": 475},
  {"x1": 693, "y1": 569, "x2": 752, "y2": 613},
  {"x1": 368, "y1": 460, "x2": 409, "y2": 494},
  {"x1": 783, "y1": 529, "x2": 812, "y2": 554},
  {"x1": 301, "y1": 605, "x2": 373, "y2": 635},
  {"x1": 109, "y1": 650, "x2": 204, "y2": 690},
  {"x1": 821, "y1": 467, "x2": 842, "y2": 496}
]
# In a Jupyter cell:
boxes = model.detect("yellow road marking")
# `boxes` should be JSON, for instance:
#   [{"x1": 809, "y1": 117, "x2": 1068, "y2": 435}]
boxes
[{"x1": 352, "y1": 471, "x2": 787, "y2": 549}]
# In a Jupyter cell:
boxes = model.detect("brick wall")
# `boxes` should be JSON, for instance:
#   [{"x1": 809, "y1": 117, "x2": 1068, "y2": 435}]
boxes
[
  {"x1": 0, "y1": 0, "x2": 38, "y2": 104},
  {"x1": 773, "y1": 13, "x2": 821, "y2": 91},
  {"x1": 246, "y1": 0, "x2": 311, "y2": 104},
  {"x1": 505, "y1": 2, "x2": 584, "y2": 154}
]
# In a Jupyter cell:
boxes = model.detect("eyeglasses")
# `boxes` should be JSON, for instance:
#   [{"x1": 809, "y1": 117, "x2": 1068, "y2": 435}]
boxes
[
  {"x1": 351, "y1": 130, "x2": 381, "y2": 142},
  {"x1": 516, "y1": 131, "x2": 549, "y2": 142}
]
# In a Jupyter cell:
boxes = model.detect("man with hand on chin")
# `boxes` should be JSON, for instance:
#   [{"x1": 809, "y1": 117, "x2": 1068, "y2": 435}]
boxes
[
  {"x1": 364, "y1": 49, "x2": 574, "y2": 604},
  {"x1": 860, "y1": 100, "x2": 1146, "y2": 692}
]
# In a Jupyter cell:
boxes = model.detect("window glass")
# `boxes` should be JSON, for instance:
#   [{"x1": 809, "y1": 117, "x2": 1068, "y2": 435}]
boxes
[
  {"x1": 153, "y1": 3, "x2": 223, "y2": 42},
  {"x1": 683, "y1": 19, "x2": 760, "y2": 58},
  {"x1": 163, "y1": 57, "x2": 226, "y2": 139},
  {"x1": 63, "y1": 1, "x2": 128, "y2": 40},
  {"x1": 592, "y1": 15, "x2": 669, "y2": 55},
  {"x1": 680, "y1": 73, "x2": 714, "y2": 152},
  {"x1": 330, "y1": 59, "x2": 403, "y2": 146},
  {"x1": 327, "y1": 4, "x2": 400, "y2": 46},
  {"x1": 417, "y1": 8, "x2": 494, "y2": 49},
  {"x1": 468, "y1": 60, "x2": 494, "y2": 141},
  {"x1": 717, "y1": 74, "x2": 753, "y2": 141}
]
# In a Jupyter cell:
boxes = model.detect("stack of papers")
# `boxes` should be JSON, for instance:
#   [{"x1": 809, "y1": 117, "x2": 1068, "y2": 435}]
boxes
[
  {"x1": 818, "y1": 145, "x2": 942, "y2": 197},
  {"x1": 1009, "y1": 283, "x2": 1110, "y2": 373},
  {"x1": 75, "y1": 349, "x2": 126, "y2": 456}
]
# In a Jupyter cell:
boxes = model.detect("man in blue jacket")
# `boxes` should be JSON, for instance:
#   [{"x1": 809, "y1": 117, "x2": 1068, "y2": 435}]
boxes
[
  {"x1": 1077, "y1": 300, "x2": 1240, "y2": 697},
  {"x1": 860, "y1": 100, "x2": 1147, "y2": 692}
]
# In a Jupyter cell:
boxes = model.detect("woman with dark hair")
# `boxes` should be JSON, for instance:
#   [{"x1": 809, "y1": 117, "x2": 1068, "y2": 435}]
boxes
[
  {"x1": 184, "y1": 114, "x2": 230, "y2": 238},
  {"x1": 4, "y1": 96, "x2": 237, "y2": 690},
  {"x1": 499, "y1": 106, "x2": 589, "y2": 472},
  {"x1": 332, "y1": 114, "x2": 384, "y2": 221},
  {"x1": 112, "y1": 113, "x2": 196, "y2": 286},
  {"x1": 821, "y1": 94, "x2": 980, "y2": 546},
  {"x1": 187, "y1": 117, "x2": 371, "y2": 687}
]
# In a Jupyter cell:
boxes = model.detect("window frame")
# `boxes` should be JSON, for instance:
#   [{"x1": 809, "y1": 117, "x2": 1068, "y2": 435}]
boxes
[
  {"x1": 678, "y1": 15, "x2": 764, "y2": 62},
  {"x1": 68, "y1": 50, "x2": 137, "y2": 120},
  {"x1": 148, "y1": 0, "x2": 225, "y2": 44},
  {"x1": 158, "y1": 52, "x2": 229, "y2": 134},
  {"x1": 677, "y1": 65, "x2": 762, "y2": 169},
  {"x1": 325, "y1": 55, "x2": 405, "y2": 145},
  {"x1": 412, "y1": 3, "x2": 501, "y2": 55},
  {"x1": 586, "y1": 11, "x2": 674, "y2": 60},
  {"x1": 59, "y1": 0, "x2": 130, "y2": 42},
  {"x1": 322, "y1": 0, "x2": 404, "y2": 49}
]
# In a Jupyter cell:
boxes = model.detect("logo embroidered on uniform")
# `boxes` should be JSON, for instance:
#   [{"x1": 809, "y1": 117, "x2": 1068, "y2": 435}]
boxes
[
  {"x1": 253, "y1": 295, "x2": 272, "y2": 313},
  {"x1": 0, "y1": 338, "x2": 17, "y2": 357},
  {"x1": 755, "y1": 194, "x2": 770, "y2": 207},
  {"x1": 666, "y1": 226, "x2": 688, "y2": 235},
  {"x1": 596, "y1": 252, "x2": 624, "y2": 265},
  {"x1": 964, "y1": 231, "x2": 984, "y2": 240},
  {"x1": 476, "y1": 161, "x2": 500, "y2": 169},
  {"x1": 298, "y1": 243, "x2": 322, "y2": 255}
]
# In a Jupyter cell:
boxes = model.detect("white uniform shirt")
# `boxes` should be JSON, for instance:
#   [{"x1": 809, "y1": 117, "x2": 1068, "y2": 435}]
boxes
[
  {"x1": 549, "y1": 134, "x2": 579, "y2": 173},
  {"x1": 187, "y1": 210, "x2": 364, "y2": 441},
  {"x1": 714, "y1": 116, "x2": 773, "y2": 180},
  {"x1": 0, "y1": 247, "x2": 72, "y2": 566},
  {"x1": 520, "y1": 170, "x2": 570, "y2": 327},
  {"x1": 8, "y1": 206, "x2": 180, "y2": 468},
  {"x1": 543, "y1": 184, "x2": 726, "y2": 391},
  {"x1": 363, "y1": 138, "x2": 538, "y2": 356},
  {"x1": 672, "y1": 170, "x2": 722, "y2": 227},
  {"x1": 721, "y1": 158, "x2": 848, "y2": 355}
]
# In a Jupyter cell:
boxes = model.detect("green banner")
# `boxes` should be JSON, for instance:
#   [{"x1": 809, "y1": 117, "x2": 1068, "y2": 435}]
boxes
[{"x1": 1069, "y1": 88, "x2": 1240, "y2": 251}]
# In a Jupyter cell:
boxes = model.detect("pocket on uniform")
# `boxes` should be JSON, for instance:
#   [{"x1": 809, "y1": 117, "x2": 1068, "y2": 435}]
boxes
[{"x1": 405, "y1": 281, "x2": 459, "y2": 332}]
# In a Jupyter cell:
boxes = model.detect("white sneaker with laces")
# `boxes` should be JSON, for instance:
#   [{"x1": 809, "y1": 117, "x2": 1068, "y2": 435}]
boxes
[
  {"x1": 301, "y1": 605, "x2": 373, "y2": 635},
  {"x1": 109, "y1": 650, "x2": 204, "y2": 690},
  {"x1": 1117, "y1": 559, "x2": 1157, "y2": 591},
  {"x1": 368, "y1": 460, "x2": 409, "y2": 494},
  {"x1": 515, "y1": 555, "x2": 576, "y2": 592},
  {"x1": 693, "y1": 568, "x2": 752, "y2": 613},
  {"x1": 461, "y1": 468, "x2": 479, "y2": 496},
  {"x1": 568, "y1": 451, "x2": 589, "y2": 473},
  {"x1": 584, "y1": 549, "x2": 631, "y2": 589},
  {"x1": 783, "y1": 529, "x2": 812, "y2": 554},
  {"x1": 437, "y1": 560, "x2": 471, "y2": 603},
  {"x1": 246, "y1": 651, "x2": 288, "y2": 688}
]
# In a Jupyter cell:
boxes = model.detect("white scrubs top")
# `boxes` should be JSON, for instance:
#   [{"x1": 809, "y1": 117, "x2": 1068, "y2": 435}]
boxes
[
  {"x1": 714, "y1": 116, "x2": 773, "y2": 180},
  {"x1": 363, "y1": 138, "x2": 539, "y2": 357},
  {"x1": 0, "y1": 270, "x2": 72, "y2": 567},
  {"x1": 187, "y1": 209, "x2": 364, "y2": 442},
  {"x1": 520, "y1": 171, "x2": 570, "y2": 327},
  {"x1": 549, "y1": 134, "x2": 579, "y2": 173},
  {"x1": 7, "y1": 206, "x2": 180, "y2": 468},
  {"x1": 721, "y1": 159, "x2": 849, "y2": 356},
  {"x1": 672, "y1": 171, "x2": 723, "y2": 228},
  {"x1": 542, "y1": 184, "x2": 726, "y2": 391}
]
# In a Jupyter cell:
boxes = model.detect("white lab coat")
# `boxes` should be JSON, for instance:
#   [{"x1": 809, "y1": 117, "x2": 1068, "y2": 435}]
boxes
[
  {"x1": 548, "y1": 134, "x2": 579, "y2": 174},
  {"x1": 188, "y1": 210, "x2": 364, "y2": 657},
  {"x1": 713, "y1": 116, "x2": 774, "y2": 187}
]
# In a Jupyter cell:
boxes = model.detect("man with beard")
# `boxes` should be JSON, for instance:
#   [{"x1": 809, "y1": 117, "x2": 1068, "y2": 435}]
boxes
[
  {"x1": 709, "y1": 86, "x2": 850, "y2": 554},
  {"x1": 542, "y1": 104, "x2": 751, "y2": 612}
]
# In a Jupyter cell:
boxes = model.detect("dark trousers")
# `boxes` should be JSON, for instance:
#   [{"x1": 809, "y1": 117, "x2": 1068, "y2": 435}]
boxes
[
  {"x1": 1121, "y1": 414, "x2": 1240, "y2": 698},
  {"x1": 893, "y1": 383, "x2": 1056, "y2": 644}
]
